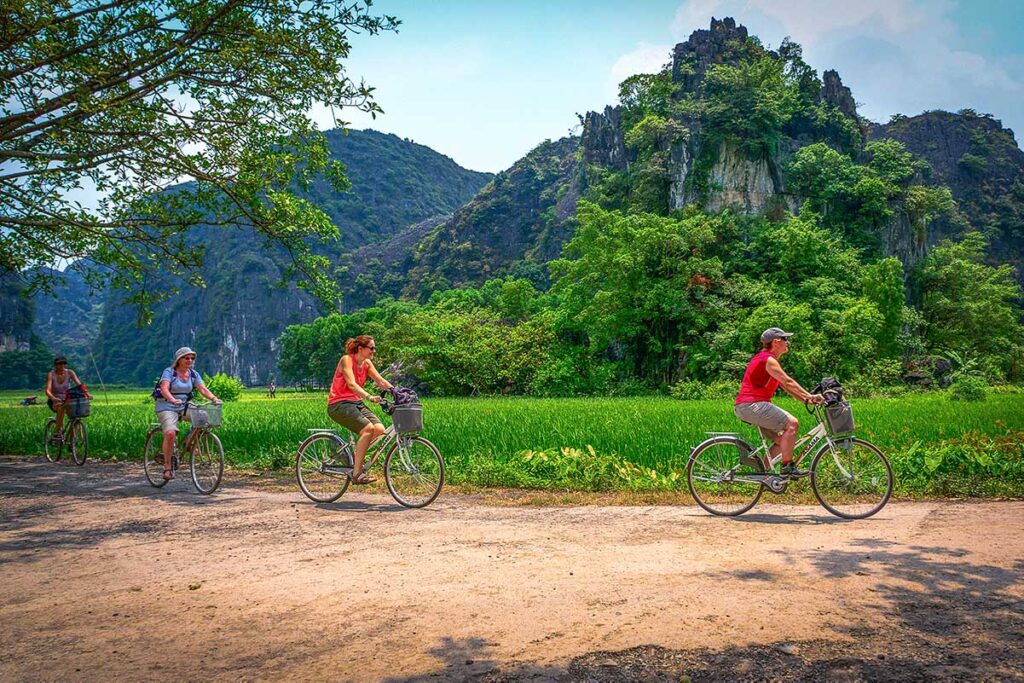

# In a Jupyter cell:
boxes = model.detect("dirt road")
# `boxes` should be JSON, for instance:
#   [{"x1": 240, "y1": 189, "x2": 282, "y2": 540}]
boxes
[{"x1": 1, "y1": 457, "x2": 1022, "y2": 682}]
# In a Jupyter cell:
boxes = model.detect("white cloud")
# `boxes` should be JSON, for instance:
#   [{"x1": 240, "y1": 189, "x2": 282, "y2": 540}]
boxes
[{"x1": 606, "y1": 42, "x2": 674, "y2": 102}]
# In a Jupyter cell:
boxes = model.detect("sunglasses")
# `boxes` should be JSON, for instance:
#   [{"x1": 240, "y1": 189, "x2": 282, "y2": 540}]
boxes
[{"x1": 366, "y1": 346, "x2": 376, "y2": 352}]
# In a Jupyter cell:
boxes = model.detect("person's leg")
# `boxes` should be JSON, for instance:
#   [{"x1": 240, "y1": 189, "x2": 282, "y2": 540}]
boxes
[
  {"x1": 157, "y1": 411, "x2": 178, "y2": 479},
  {"x1": 353, "y1": 422, "x2": 377, "y2": 477},
  {"x1": 777, "y1": 416, "x2": 800, "y2": 463},
  {"x1": 54, "y1": 402, "x2": 65, "y2": 437}
]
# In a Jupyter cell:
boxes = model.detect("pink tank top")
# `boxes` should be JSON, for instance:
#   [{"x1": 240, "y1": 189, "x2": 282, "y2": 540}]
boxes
[
  {"x1": 735, "y1": 350, "x2": 780, "y2": 404},
  {"x1": 328, "y1": 354, "x2": 367, "y2": 404}
]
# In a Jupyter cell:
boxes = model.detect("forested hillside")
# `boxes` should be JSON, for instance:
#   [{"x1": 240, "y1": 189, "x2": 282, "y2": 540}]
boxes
[{"x1": 279, "y1": 18, "x2": 1023, "y2": 397}]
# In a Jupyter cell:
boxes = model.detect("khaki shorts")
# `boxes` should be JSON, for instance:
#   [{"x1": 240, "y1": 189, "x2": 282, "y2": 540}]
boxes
[
  {"x1": 157, "y1": 409, "x2": 190, "y2": 434},
  {"x1": 328, "y1": 400, "x2": 381, "y2": 434},
  {"x1": 735, "y1": 401, "x2": 793, "y2": 439}
]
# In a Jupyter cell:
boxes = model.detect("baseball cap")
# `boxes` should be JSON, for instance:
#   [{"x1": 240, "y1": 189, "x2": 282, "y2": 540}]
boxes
[{"x1": 760, "y1": 327, "x2": 794, "y2": 343}]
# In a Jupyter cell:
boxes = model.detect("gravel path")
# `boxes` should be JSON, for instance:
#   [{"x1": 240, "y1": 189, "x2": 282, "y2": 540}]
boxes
[{"x1": 1, "y1": 457, "x2": 1021, "y2": 682}]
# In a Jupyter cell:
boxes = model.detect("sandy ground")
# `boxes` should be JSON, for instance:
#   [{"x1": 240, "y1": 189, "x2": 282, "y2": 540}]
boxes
[{"x1": 0, "y1": 456, "x2": 1022, "y2": 682}]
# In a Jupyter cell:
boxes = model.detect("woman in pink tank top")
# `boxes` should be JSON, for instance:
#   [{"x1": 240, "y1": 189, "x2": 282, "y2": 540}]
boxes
[{"x1": 326, "y1": 335, "x2": 393, "y2": 484}]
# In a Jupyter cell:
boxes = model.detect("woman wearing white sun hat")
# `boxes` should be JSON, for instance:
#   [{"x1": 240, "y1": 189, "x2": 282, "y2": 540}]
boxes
[{"x1": 155, "y1": 347, "x2": 221, "y2": 481}]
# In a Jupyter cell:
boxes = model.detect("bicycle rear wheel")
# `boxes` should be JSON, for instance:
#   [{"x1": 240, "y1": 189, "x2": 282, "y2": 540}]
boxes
[
  {"x1": 810, "y1": 438, "x2": 893, "y2": 519},
  {"x1": 143, "y1": 428, "x2": 168, "y2": 488},
  {"x1": 295, "y1": 433, "x2": 350, "y2": 503},
  {"x1": 384, "y1": 436, "x2": 444, "y2": 508},
  {"x1": 43, "y1": 419, "x2": 62, "y2": 462},
  {"x1": 69, "y1": 420, "x2": 88, "y2": 466},
  {"x1": 687, "y1": 438, "x2": 765, "y2": 516},
  {"x1": 191, "y1": 431, "x2": 224, "y2": 494}
]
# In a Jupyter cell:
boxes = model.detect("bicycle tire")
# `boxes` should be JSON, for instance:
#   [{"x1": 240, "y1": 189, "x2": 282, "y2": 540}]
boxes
[
  {"x1": 43, "y1": 418, "x2": 62, "y2": 462},
  {"x1": 687, "y1": 437, "x2": 765, "y2": 516},
  {"x1": 191, "y1": 431, "x2": 224, "y2": 495},
  {"x1": 384, "y1": 436, "x2": 444, "y2": 509},
  {"x1": 810, "y1": 437, "x2": 893, "y2": 519},
  {"x1": 70, "y1": 420, "x2": 88, "y2": 466},
  {"x1": 295, "y1": 433, "x2": 350, "y2": 503},
  {"x1": 143, "y1": 428, "x2": 168, "y2": 488}
]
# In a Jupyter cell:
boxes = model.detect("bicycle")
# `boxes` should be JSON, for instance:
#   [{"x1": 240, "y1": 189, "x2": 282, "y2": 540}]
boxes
[
  {"x1": 142, "y1": 400, "x2": 225, "y2": 494},
  {"x1": 687, "y1": 390, "x2": 893, "y2": 519},
  {"x1": 295, "y1": 395, "x2": 444, "y2": 508},
  {"x1": 43, "y1": 397, "x2": 90, "y2": 466}
]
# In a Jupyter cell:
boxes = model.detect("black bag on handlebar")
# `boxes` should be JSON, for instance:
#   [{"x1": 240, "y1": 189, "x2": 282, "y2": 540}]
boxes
[{"x1": 814, "y1": 378, "x2": 854, "y2": 434}]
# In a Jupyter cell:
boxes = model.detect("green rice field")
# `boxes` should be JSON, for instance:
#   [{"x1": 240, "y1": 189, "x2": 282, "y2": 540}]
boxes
[{"x1": 2, "y1": 389, "x2": 1022, "y2": 496}]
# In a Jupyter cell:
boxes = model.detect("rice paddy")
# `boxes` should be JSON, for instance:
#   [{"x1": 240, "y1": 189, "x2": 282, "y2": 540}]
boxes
[{"x1": 2, "y1": 388, "x2": 1022, "y2": 495}]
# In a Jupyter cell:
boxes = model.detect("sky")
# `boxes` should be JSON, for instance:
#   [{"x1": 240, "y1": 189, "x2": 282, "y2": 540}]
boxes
[{"x1": 329, "y1": 0, "x2": 1024, "y2": 173}]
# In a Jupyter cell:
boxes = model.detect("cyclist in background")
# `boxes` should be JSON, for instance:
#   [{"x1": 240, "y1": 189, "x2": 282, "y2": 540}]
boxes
[
  {"x1": 734, "y1": 328, "x2": 824, "y2": 477},
  {"x1": 156, "y1": 347, "x2": 221, "y2": 480},
  {"x1": 44, "y1": 355, "x2": 89, "y2": 445},
  {"x1": 326, "y1": 335, "x2": 393, "y2": 485}
]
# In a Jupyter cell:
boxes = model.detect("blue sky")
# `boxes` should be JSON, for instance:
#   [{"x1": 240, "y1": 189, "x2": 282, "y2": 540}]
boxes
[{"x1": 330, "y1": 0, "x2": 1024, "y2": 173}]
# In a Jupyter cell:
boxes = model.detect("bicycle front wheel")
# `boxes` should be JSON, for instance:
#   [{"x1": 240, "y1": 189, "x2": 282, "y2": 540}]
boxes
[
  {"x1": 43, "y1": 419, "x2": 64, "y2": 462},
  {"x1": 687, "y1": 438, "x2": 765, "y2": 516},
  {"x1": 295, "y1": 433, "x2": 350, "y2": 503},
  {"x1": 143, "y1": 428, "x2": 168, "y2": 488},
  {"x1": 384, "y1": 436, "x2": 444, "y2": 508},
  {"x1": 810, "y1": 438, "x2": 893, "y2": 519},
  {"x1": 191, "y1": 431, "x2": 224, "y2": 495},
  {"x1": 69, "y1": 420, "x2": 88, "y2": 466}
]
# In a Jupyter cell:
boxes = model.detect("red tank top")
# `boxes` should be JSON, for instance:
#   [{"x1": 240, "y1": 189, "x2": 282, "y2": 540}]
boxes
[
  {"x1": 328, "y1": 354, "x2": 367, "y2": 404},
  {"x1": 735, "y1": 350, "x2": 780, "y2": 404}
]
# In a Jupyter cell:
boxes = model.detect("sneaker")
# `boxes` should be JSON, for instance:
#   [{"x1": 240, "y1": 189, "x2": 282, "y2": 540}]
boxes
[{"x1": 779, "y1": 462, "x2": 809, "y2": 478}]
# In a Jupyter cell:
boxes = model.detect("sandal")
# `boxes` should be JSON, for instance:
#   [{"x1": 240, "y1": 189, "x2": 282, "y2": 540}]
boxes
[
  {"x1": 163, "y1": 468, "x2": 175, "y2": 481},
  {"x1": 351, "y1": 471, "x2": 375, "y2": 485}
]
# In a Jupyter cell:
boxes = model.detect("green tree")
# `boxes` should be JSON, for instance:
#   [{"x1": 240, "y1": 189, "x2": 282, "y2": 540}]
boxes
[
  {"x1": 916, "y1": 232, "x2": 1024, "y2": 378},
  {"x1": 550, "y1": 201, "x2": 726, "y2": 384},
  {"x1": 1, "y1": 0, "x2": 398, "y2": 316}
]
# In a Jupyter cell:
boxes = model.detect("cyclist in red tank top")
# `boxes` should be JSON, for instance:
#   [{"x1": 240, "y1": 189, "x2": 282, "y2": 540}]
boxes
[
  {"x1": 326, "y1": 335, "x2": 393, "y2": 484},
  {"x1": 734, "y1": 327, "x2": 824, "y2": 477}
]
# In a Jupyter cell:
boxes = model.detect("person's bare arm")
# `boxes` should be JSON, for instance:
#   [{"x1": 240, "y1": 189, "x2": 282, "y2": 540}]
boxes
[
  {"x1": 197, "y1": 384, "x2": 219, "y2": 403},
  {"x1": 44, "y1": 372, "x2": 56, "y2": 400},
  {"x1": 765, "y1": 357, "x2": 822, "y2": 403},
  {"x1": 366, "y1": 361, "x2": 393, "y2": 393}
]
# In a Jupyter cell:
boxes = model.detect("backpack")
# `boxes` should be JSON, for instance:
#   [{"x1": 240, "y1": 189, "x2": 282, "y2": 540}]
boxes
[{"x1": 152, "y1": 368, "x2": 200, "y2": 400}]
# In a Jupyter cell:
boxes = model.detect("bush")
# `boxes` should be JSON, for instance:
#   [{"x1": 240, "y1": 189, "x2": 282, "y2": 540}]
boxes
[
  {"x1": 203, "y1": 372, "x2": 244, "y2": 402},
  {"x1": 949, "y1": 375, "x2": 987, "y2": 402},
  {"x1": 668, "y1": 379, "x2": 735, "y2": 400}
]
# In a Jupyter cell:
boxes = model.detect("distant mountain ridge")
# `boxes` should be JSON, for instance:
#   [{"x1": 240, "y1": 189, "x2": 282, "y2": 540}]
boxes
[{"x1": 15, "y1": 129, "x2": 492, "y2": 386}]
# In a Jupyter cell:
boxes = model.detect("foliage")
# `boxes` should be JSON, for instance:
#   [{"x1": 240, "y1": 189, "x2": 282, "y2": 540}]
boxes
[
  {"x1": 949, "y1": 375, "x2": 987, "y2": 402},
  {"x1": 686, "y1": 55, "x2": 802, "y2": 157},
  {"x1": 202, "y1": 373, "x2": 244, "y2": 402},
  {"x1": 915, "y1": 232, "x2": 1023, "y2": 379},
  {"x1": 1, "y1": 0, "x2": 398, "y2": 317},
  {"x1": 0, "y1": 341, "x2": 53, "y2": 391}
]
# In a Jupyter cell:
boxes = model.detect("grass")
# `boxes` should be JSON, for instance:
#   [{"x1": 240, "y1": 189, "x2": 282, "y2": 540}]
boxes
[{"x1": 1, "y1": 388, "x2": 1022, "y2": 496}]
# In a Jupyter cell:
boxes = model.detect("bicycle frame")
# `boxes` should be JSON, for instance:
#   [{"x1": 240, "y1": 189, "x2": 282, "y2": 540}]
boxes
[
  {"x1": 319, "y1": 424, "x2": 410, "y2": 474},
  {"x1": 739, "y1": 405, "x2": 854, "y2": 479}
]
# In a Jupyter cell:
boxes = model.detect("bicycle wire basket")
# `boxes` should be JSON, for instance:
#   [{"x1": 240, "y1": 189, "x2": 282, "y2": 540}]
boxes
[
  {"x1": 67, "y1": 397, "x2": 90, "y2": 418},
  {"x1": 188, "y1": 403, "x2": 222, "y2": 429},
  {"x1": 391, "y1": 403, "x2": 423, "y2": 433},
  {"x1": 824, "y1": 400, "x2": 855, "y2": 435}
]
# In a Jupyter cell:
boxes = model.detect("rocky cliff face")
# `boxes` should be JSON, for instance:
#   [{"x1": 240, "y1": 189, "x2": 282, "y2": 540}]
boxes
[
  {"x1": 871, "y1": 110, "x2": 1024, "y2": 277},
  {"x1": 0, "y1": 274, "x2": 32, "y2": 353}
]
